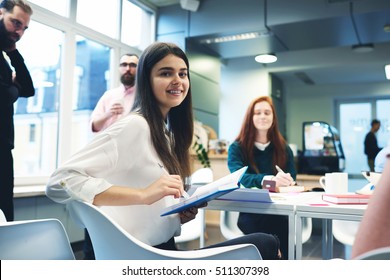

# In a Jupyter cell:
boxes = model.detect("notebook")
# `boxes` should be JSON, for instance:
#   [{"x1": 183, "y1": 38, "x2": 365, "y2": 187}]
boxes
[
  {"x1": 322, "y1": 193, "x2": 371, "y2": 204},
  {"x1": 160, "y1": 166, "x2": 248, "y2": 216}
]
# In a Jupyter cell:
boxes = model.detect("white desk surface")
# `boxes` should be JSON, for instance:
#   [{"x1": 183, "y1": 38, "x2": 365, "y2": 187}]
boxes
[{"x1": 295, "y1": 193, "x2": 367, "y2": 260}]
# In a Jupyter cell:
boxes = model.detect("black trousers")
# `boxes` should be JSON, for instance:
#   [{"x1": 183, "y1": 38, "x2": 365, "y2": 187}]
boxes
[
  {"x1": 237, "y1": 213, "x2": 288, "y2": 258},
  {"x1": 154, "y1": 232, "x2": 281, "y2": 260},
  {"x1": 0, "y1": 148, "x2": 14, "y2": 221}
]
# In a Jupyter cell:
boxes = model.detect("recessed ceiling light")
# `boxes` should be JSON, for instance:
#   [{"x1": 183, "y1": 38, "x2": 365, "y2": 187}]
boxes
[
  {"x1": 200, "y1": 31, "x2": 272, "y2": 44},
  {"x1": 385, "y1": 64, "x2": 390, "y2": 80},
  {"x1": 255, "y1": 54, "x2": 277, "y2": 64}
]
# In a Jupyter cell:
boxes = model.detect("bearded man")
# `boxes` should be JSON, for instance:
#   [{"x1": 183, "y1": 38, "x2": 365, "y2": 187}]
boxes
[
  {"x1": 0, "y1": 0, "x2": 34, "y2": 222},
  {"x1": 90, "y1": 53, "x2": 139, "y2": 132}
]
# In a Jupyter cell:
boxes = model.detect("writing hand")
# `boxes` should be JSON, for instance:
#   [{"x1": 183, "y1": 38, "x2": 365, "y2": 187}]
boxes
[{"x1": 143, "y1": 174, "x2": 184, "y2": 204}]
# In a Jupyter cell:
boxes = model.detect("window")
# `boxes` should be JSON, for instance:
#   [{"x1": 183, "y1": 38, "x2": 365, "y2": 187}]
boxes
[
  {"x1": 12, "y1": 0, "x2": 155, "y2": 184},
  {"x1": 13, "y1": 21, "x2": 63, "y2": 176},
  {"x1": 71, "y1": 36, "x2": 111, "y2": 154},
  {"x1": 376, "y1": 99, "x2": 390, "y2": 147},
  {"x1": 338, "y1": 98, "x2": 390, "y2": 174},
  {"x1": 77, "y1": 0, "x2": 120, "y2": 38},
  {"x1": 29, "y1": 0, "x2": 70, "y2": 17},
  {"x1": 121, "y1": 0, "x2": 154, "y2": 49}
]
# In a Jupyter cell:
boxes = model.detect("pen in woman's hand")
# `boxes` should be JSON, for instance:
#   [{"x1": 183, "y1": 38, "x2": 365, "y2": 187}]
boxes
[
  {"x1": 158, "y1": 163, "x2": 190, "y2": 198},
  {"x1": 275, "y1": 165, "x2": 296, "y2": 186}
]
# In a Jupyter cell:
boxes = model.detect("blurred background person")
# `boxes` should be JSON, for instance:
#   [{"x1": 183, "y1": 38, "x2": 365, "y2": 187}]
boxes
[
  {"x1": 0, "y1": 0, "x2": 34, "y2": 222},
  {"x1": 364, "y1": 119, "x2": 382, "y2": 172},
  {"x1": 227, "y1": 95, "x2": 296, "y2": 258},
  {"x1": 90, "y1": 53, "x2": 139, "y2": 133}
]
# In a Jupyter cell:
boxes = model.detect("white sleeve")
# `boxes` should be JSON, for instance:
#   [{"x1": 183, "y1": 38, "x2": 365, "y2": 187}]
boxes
[{"x1": 46, "y1": 133, "x2": 118, "y2": 204}]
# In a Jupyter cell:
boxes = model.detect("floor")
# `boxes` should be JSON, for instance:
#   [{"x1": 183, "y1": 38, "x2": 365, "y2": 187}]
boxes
[{"x1": 71, "y1": 222, "x2": 348, "y2": 260}]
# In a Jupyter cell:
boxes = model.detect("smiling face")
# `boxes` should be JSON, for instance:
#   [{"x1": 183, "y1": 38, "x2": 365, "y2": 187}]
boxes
[
  {"x1": 150, "y1": 54, "x2": 189, "y2": 118},
  {"x1": 253, "y1": 101, "x2": 274, "y2": 134}
]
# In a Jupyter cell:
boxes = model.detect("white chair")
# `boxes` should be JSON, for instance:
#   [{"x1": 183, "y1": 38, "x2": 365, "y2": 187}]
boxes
[
  {"x1": 354, "y1": 246, "x2": 390, "y2": 260},
  {"x1": 67, "y1": 200, "x2": 262, "y2": 260},
  {"x1": 175, "y1": 167, "x2": 213, "y2": 247},
  {"x1": 0, "y1": 218, "x2": 75, "y2": 260},
  {"x1": 220, "y1": 211, "x2": 312, "y2": 244},
  {"x1": 220, "y1": 211, "x2": 243, "y2": 240},
  {"x1": 332, "y1": 220, "x2": 360, "y2": 246},
  {"x1": 0, "y1": 209, "x2": 6, "y2": 222}
]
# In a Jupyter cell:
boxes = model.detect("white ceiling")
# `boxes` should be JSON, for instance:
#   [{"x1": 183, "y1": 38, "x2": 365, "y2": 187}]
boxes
[{"x1": 142, "y1": 0, "x2": 390, "y2": 86}]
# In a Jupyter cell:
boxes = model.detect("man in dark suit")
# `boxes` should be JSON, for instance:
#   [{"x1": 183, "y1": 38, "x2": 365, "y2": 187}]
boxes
[
  {"x1": 0, "y1": 0, "x2": 35, "y2": 221},
  {"x1": 364, "y1": 119, "x2": 382, "y2": 172}
]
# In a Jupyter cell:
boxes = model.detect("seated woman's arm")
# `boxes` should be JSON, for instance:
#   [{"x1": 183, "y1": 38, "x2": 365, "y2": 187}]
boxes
[{"x1": 351, "y1": 155, "x2": 390, "y2": 258}]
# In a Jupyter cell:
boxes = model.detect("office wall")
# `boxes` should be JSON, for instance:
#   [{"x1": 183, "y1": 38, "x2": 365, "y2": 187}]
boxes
[
  {"x1": 219, "y1": 59, "x2": 271, "y2": 143},
  {"x1": 157, "y1": 5, "x2": 222, "y2": 132},
  {"x1": 155, "y1": 2, "x2": 390, "y2": 149}
]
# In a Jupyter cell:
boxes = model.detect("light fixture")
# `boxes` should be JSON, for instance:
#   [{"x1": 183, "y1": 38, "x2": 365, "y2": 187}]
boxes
[
  {"x1": 255, "y1": 54, "x2": 277, "y2": 64},
  {"x1": 180, "y1": 0, "x2": 200, "y2": 12},
  {"x1": 200, "y1": 31, "x2": 272, "y2": 44},
  {"x1": 385, "y1": 64, "x2": 390, "y2": 80},
  {"x1": 350, "y1": 3, "x2": 374, "y2": 53},
  {"x1": 352, "y1": 43, "x2": 374, "y2": 53}
]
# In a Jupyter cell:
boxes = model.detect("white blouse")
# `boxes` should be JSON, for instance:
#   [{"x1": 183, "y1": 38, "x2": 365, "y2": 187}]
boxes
[{"x1": 46, "y1": 114, "x2": 181, "y2": 246}]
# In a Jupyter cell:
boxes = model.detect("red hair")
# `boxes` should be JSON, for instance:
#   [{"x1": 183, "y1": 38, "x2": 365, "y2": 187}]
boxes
[{"x1": 235, "y1": 96, "x2": 287, "y2": 173}]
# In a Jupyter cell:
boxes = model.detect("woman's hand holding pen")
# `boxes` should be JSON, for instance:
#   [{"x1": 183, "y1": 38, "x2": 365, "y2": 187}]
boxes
[
  {"x1": 273, "y1": 165, "x2": 295, "y2": 187},
  {"x1": 143, "y1": 174, "x2": 185, "y2": 204}
]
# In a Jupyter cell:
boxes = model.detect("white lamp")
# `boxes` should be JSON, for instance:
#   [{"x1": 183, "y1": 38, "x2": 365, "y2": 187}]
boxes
[
  {"x1": 180, "y1": 0, "x2": 200, "y2": 12},
  {"x1": 255, "y1": 53, "x2": 277, "y2": 64},
  {"x1": 385, "y1": 64, "x2": 390, "y2": 80}
]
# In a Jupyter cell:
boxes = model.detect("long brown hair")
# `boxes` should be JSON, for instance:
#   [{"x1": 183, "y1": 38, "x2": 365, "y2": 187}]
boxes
[
  {"x1": 235, "y1": 96, "x2": 287, "y2": 173},
  {"x1": 132, "y1": 42, "x2": 193, "y2": 179}
]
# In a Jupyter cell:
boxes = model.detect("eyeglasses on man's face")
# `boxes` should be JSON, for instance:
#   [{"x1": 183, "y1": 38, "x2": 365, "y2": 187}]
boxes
[{"x1": 119, "y1": 62, "x2": 137, "y2": 68}]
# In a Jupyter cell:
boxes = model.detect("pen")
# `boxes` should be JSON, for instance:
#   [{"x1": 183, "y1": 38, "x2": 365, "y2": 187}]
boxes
[
  {"x1": 158, "y1": 163, "x2": 190, "y2": 199},
  {"x1": 275, "y1": 165, "x2": 296, "y2": 185}
]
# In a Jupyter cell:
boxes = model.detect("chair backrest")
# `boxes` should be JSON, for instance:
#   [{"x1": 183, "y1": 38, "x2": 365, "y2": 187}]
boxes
[
  {"x1": 191, "y1": 167, "x2": 213, "y2": 184},
  {"x1": 332, "y1": 220, "x2": 360, "y2": 246},
  {"x1": 354, "y1": 246, "x2": 390, "y2": 260},
  {"x1": 0, "y1": 218, "x2": 75, "y2": 260},
  {"x1": 220, "y1": 211, "x2": 244, "y2": 240},
  {"x1": 0, "y1": 209, "x2": 6, "y2": 222},
  {"x1": 68, "y1": 200, "x2": 262, "y2": 260},
  {"x1": 175, "y1": 168, "x2": 213, "y2": 247}
]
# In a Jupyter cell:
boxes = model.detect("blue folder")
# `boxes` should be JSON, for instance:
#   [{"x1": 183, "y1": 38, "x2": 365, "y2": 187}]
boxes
[{"x1": 160, "y1": 166, "x2": 248, "y2": 216}]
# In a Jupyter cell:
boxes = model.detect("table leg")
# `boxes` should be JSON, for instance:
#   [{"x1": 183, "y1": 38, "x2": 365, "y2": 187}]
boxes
[
  {"x1": 295, "y1": 214, "x2": 303, "y2": 260},
  {"x1": 322, "y1": 219, "x2": 333, "y2": 259}
]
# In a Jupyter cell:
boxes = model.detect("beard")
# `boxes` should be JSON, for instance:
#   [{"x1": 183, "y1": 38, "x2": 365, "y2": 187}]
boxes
[
  {"x1": 0, "y1": 19, "x2": 18, "y2": 51},
  {"x1": 120, "y1": 72, "x2": 135, "y2": 87}
]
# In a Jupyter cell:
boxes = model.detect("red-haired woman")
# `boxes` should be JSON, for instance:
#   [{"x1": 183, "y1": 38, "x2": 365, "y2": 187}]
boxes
[{"x1": 228, "y1": 96, "x2": 296, "y2": 258}]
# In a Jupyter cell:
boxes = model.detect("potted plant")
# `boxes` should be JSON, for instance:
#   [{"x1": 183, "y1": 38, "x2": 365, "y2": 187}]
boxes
[{"x1": 193, "y1": 135, "x2": 211, "y2": 168}]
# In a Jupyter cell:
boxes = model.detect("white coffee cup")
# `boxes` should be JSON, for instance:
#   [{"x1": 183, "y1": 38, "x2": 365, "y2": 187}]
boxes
[{"x1": 319, "y1": 172, "x2": 348, "y2": 194}]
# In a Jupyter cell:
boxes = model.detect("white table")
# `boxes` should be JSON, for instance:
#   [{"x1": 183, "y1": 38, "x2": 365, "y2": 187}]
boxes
[
  {"x1": 295, "y1": 194, "x2": 366, "y2": 259},
  {"x1": 206, "y1": 192, "x2": 319, "y2": 260}
]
